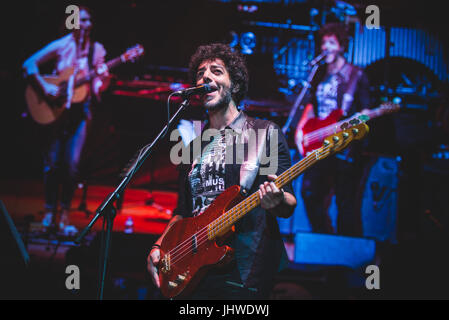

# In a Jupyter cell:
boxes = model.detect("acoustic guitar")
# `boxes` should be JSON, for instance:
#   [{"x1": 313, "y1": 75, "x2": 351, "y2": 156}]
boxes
[
  {"x1": 158, "y1": 121, "x2": 369, "y2": 298},
  {"x1": 25, "y1": 44, "x2": 144, "y2": 125}
]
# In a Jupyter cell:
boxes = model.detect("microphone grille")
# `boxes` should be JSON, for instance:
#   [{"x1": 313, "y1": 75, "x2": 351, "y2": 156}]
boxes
[
  {"x1": 202, "y1": 84, "x2": 212, "y2": 92},
  {"x1": 203, "y1": 83, "x2": 217, "y2": 93}
]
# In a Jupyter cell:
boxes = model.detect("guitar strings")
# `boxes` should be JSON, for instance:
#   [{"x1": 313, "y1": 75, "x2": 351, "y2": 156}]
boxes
[
  {"x1": 168, "y1": 168, "x2": 299, "y2": 265},
  {"x1": 168, "y1": 146, "x2": 329, "y2": 266},
  {"x1": 166, "y1": 146, "x2": 330, "y2": 267},
  {"x1": 304, "y1": 123, "x2": 343, "y2": 143},
  {"x1": 168, "y1": 123, "x2": 368, "y2": 268},
  {"x1": 168, "y1": 153, "x2": 322, "y2": 267},
  {"x1": 166, "y1": 146, "x2": 320, "y2": 260},
  {"x1": 171, "y1": 134, "x2": 354, "y2": 264},
  {"x1": 168, "y1": 159, "x2": 316, "y2": 267},
  {"x1": 168, "y1": 120, "x2": 371, "y2": 265},
  {"x1": 304, "y1": 110, "x2": 376, "y2": 143},
  {"x1": 168, "y1": 145, "x2": 330, "y2": 266}
]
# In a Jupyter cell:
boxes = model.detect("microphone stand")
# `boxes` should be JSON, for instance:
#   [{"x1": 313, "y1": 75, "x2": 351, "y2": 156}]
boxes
[
  {"x1": 282, "y1": 61, "x2": 321, "y2": 135},
  {"x1": 75, "y1": 98, "x2": 191, "y2": 300}
]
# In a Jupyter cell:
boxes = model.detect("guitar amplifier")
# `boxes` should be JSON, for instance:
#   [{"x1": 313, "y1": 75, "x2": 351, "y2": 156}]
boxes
[
  {"x1": 360, "y1": 156, "x2": 399, "y2": 243},
  {"x1": 278, "y1": 153, "x2": 398, "y2": 243}
]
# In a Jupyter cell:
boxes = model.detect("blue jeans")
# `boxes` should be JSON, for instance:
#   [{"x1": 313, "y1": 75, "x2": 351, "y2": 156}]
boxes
[
  {"x1": 300, "y1": 155, "x2": 363, "y2": 236},
  {"x1": 43, "y1": 103, "x2": 90, "y2": 212}
]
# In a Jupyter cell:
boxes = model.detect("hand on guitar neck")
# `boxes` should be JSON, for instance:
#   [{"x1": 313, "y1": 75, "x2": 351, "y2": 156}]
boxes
[
  {"x1": 95, "y1": 63, "x2": 110, "y2": 78},
  {"x1": 92, "y1": 63, "x2": 110, "y2": 101}
]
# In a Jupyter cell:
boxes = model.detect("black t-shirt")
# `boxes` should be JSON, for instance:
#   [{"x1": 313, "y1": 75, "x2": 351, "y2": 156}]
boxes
[
  {"x1": 315, "y1": 72, "x2": 341, "y2": 119},
  {"x1": 189, "y1": 129, "x2": 227, "y2": 216},
  {"x1": 308, "y1": 62, "x2": 371, "y2": 118}
]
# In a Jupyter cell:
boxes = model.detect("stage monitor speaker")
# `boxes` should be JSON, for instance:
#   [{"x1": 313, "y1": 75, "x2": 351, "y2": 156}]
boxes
[{"x1": 294, "y1": 232, "x2": 376, "y2": 269}]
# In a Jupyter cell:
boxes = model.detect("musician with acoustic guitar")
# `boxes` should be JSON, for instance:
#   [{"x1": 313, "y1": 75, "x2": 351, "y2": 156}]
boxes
[
  {"x1": 147, "y1": 43, "x2": 297, "y2": 299},
  {"x1": 22, "y1": 6, "x2": 111, "y2": 230},
  {"x1": 294, "y1": 23, "x2": 371, "y2": 236}
]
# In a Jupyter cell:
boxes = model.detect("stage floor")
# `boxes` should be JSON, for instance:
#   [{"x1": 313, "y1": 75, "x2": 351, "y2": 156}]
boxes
[{"x1": 0, "y1": 179, "x2": 174, "y2": 235}]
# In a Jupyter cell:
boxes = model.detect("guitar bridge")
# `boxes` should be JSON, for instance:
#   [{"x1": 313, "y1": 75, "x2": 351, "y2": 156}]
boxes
[{"x1": 160, "y1": 253, "x2": 171, "y2": 273}]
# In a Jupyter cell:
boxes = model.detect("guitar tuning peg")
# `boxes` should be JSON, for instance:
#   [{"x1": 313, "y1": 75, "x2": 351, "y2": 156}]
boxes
[
  {"x1": 392, "y1": 97, "x2": 402, "y2": 105},
  {"x1": 359, "y1": 115, "x2": 370, "y2": 122},
  {"x1": 349, "y1": 119, "x2": 360, "y2": 125},
  {"x1": 340, "y1": 122, "x2": 349, "y2": 130}
]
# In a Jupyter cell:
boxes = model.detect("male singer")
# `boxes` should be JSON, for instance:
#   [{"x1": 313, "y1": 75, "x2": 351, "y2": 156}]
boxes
[{"x1": 147, "y1": 43, "x2": 297, "y2": 299}]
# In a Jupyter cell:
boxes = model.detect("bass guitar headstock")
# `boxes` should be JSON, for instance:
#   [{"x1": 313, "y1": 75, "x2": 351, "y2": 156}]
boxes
[{"x1": 315, "y1": 122, "x2": 369, "y2": 160}]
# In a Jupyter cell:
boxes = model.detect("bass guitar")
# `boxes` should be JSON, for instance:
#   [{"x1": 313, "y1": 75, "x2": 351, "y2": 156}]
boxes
[
  {"x1": 294, "y1": 102, "x2": 399, "y2": 156},
  {"x1": 158, "y1": 121, "x2": 369, "y2": 298}
]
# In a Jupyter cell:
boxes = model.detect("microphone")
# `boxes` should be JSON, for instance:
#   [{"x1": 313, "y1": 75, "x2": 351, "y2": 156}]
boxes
[
  {"x1": 172, "y1": 84, "x2": 217, "y2": 97},
  {"x1": 309, "y1": 50, "x2": 329, "y2": 66}
]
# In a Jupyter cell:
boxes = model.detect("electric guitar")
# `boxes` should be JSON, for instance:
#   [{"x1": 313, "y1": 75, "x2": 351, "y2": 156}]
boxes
[
  {"x1": 157, "y1": 121, "x2": 369, "y2": 298},
  {"x1": 294, "y1": 102, "x2": 399, "y2": 156},
  {"x1": 25, "y1": 44, "x2": 144, "y2": 125}
]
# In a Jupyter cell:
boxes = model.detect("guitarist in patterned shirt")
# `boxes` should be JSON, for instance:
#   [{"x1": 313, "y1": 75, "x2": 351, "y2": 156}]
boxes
[
  {"x1": 22, "y1": 6, "x2": 110, "y2": 230},
  {"x1": 294, "y1": 23, "x2": 371, "y2": 236}
]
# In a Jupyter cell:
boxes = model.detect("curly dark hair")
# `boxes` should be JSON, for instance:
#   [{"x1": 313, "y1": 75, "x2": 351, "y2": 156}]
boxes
[
  {"x1": 317, "y1": 23, "x2": 350, "y2": 52},
  {"x1": 188, "y1": 43, "x2": 249, "y2": 106}
]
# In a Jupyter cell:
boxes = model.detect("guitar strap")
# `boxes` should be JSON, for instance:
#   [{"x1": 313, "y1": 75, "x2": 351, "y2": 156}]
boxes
[
  {"x1": 236, "y1": 118, "x2": 275, "y2": 196},
  {"x1": 88, "y1": 41, "x2": 95, "y2": 71},
  {"x1": 340, "y1": 65, "x2": 363, "y2": 116},
  {"x1": 338, "y1": 65, "x2": 364, "y2": 161},
  {"x1": 85, "y1": 42, "x2": 96, "y2": 107}
]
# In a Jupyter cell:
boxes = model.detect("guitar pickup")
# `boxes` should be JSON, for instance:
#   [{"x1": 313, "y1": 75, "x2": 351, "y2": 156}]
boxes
[
  {"x1": 191, "y1": 235, "x2": 198, "y2": 254},
  {"x1": 160, "y1": 254, "x2": 171, "y2": 273},
  {"x1": 177, "y1": 274, "x2": 186, "y2": 282}
]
